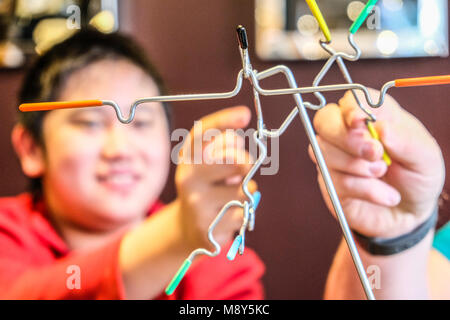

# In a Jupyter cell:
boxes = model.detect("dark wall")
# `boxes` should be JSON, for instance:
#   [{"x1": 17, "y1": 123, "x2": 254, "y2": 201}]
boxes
[{"x1": 0, "y1": 1, "x2": 449, "y2": 299}]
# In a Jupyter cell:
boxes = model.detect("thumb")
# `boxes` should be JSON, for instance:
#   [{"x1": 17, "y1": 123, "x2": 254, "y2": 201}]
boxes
[
  {"x1": 375, "y1": 119, "x2": 440, "y2": 174},
  {"x1": 339, "y1": 90, "x2": 369, "y2": 129},
  {"x1": 181, "y1": 106, "x2": 251, "y2": 160}
]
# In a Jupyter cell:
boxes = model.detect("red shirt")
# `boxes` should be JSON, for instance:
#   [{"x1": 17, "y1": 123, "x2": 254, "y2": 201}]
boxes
[{"x1": 0, "y1": 192, "x2": 265, "y2": 299}]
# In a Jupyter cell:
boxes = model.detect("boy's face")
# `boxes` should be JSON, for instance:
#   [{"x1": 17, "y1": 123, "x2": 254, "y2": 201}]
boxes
[{"x1": 40, "y1": 59, "x2": 170, "y2": 231}]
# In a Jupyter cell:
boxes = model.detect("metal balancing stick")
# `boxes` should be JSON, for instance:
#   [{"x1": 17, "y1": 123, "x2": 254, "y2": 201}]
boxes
[{"x1": 19, "y1": 14, "x2": 450, "y2": 300}]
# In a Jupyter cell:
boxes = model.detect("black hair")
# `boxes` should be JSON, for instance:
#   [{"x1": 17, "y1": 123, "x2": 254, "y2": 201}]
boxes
[{"x1": 17, "y1": 28, "x2": 172, "y2": 204}]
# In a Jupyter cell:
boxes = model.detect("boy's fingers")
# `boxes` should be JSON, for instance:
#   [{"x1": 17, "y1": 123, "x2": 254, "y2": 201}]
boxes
[
  {"x1": 207, "y1": 179, "x2": 259, "y2": 233},
  {"x1": 180, "y1": 106, "x2": 251, "y2": 161},
  {"x1": 189, "y1": 106, "x2": 250, "y2": 145},
  {"x1": 202, "y1": 148, "x2": 254, "y2": 183},
  {"x1": 203, "y1": 131, "x2": 246, "y2": 161},
  {"x1": 210, "y1": 179, "x2": 258, "y2": 204},
  {"x1": 248, "y1": 179, "x2": 258, "y2": 194}
]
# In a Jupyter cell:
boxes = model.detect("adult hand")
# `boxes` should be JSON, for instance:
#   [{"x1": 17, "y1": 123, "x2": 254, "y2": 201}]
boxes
[{"x1": 309, "y1": 89, "x2": 445, "y2": 238}]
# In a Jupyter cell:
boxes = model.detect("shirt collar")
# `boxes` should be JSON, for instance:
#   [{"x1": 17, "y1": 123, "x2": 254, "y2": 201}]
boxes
[{"x1": 27, "y1": 193, "x2": 164, "y2": 257}]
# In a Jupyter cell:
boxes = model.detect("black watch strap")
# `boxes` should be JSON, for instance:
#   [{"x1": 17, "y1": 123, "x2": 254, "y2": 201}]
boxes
[{"x1": 352, "y1": 206, "x2": 439, "y2": 256}]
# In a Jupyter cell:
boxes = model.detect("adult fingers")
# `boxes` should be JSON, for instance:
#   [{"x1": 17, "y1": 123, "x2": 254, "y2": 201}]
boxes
[
  {"x1": 308, "y1": 136, "x2": 388, "y2": 178},
  {"x1": 375, "y1": 119, "x2": 444, "y2": 175},
  {"x1": 313, "y1": 103, "x2": 384, "y2": 161},
  {"x1": 317, "y1": 168, "x2": 401, "y2": 208}
]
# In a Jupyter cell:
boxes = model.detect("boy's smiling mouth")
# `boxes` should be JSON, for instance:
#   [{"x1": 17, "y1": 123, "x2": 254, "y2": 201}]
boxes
[{"x1": 96, "y1": 170, "x2": 141, "y2": 193}]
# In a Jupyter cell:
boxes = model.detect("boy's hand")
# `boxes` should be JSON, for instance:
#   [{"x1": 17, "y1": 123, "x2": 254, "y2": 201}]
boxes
[
  {"x1": 309, "y1": 89, "x2": 445, "y2": 238},
  {"x1": 175, "y1": 106, "x2": 257, "y2": 250}
]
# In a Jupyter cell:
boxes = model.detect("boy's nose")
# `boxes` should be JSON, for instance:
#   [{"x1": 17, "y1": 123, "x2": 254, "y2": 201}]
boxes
[{"x1": 102, "y1": 124, "x2": 133, "y2": 160}]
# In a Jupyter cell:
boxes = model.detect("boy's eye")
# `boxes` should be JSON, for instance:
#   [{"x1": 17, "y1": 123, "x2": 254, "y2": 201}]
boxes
[
  {"x1": 133, "y1": 119, "x2": 154, "y2": 128},
  {"x1": 72, "y1": 119, "x2": 104, "y2": 129}
]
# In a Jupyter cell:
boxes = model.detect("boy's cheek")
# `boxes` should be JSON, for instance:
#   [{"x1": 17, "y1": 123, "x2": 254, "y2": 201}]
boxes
[
  {"x1": 138, "y1": 137, "x2": 171, "y2": 164},
  {"x1": 45, "y1": 129, "x2": 103, "y2": 159},
  {"x1": 44, "y1": 146, "x2": 101, "y2": 189}
]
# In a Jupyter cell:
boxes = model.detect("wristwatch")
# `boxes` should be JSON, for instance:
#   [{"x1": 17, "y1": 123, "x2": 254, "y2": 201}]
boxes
[{"x1": 352, "y1": 206, "x2": 439, "y2": 256}]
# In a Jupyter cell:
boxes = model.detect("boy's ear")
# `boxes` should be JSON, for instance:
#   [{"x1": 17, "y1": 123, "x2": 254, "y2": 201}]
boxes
[{"x1": 11, "y1": 124, "x2": 45, "y2": 178}]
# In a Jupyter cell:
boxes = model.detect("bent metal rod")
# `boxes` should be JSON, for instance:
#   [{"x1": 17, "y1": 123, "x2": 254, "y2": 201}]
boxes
[{"x1": 19, "y1": 22, "x2": 450, "y2": 299}]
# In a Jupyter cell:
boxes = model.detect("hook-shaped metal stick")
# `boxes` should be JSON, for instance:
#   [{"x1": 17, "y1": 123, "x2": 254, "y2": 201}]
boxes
[
  {"x1": 349, "y1": 0, "x2": 380, "y2": 35},
  {"x1": 319, "y1": 35, "x2": 390, "y2": 163},
  {"x1": 236, "y1": 25, "x2": 248, "y2": 49},
  {"x1": 305, "y1": 0, "x2": 331, "y2": 43},
  {"x1": 165, "y1": 200, "x2": 244, "y2": 295},
  {"x1": 20, "y1": 70, "x2": 245, "y2": 122},
  {"x1": 257, "y1": 61, "x2": 375, "y2": 300},
  {"x1": 18, "y1": 23, "x2": 450, "y2": 300},
  {"x1": 236, "y1": 25, "x2": 252, "y2": 78}
]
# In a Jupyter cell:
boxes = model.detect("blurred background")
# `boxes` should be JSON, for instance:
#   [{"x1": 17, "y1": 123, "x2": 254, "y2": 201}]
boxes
[
  {"x1": 256, "y1": 0, "x2": 448, "y2": 60},
  {"x1": 0, "y1": 0, "x2": 449, "y2": 299}
]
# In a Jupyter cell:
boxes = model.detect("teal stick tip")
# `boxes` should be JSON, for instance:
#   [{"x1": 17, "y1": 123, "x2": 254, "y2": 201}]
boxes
[
  {"x1": 239, "y1": 234, "x2": 245, "y2": 255},
  {"x1": 227, "y1": 235, "x2": 242, "y2": 261},
  {"x1": 165, "y1": 259, "x2": 192, "y2": 295},
  {"x1": 252, "y1": 191, "x2": 261, "y2": 210},
  {"x1": 349, "y1": 0, "x2": 379, "y2": 34}
]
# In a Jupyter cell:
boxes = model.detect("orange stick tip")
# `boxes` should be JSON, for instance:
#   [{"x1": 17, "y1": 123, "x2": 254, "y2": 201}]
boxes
[{"x1": 19, "y1": 100, "x2": 103, "y2": 112}]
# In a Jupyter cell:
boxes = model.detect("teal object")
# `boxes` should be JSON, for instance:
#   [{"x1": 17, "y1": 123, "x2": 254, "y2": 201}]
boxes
[
  {"x1": 349, "y1": 0, "x2": 379, "y2": 34},
  {"x1": 433, "y1": 222, "x2": 450, "y2": 260},
  {"x1": 227, "y1": 235, "x2": 242, "y2": 261},
  {"x1": 239, "y1": 233, "x2": 245, "y2": 255},
  {"x1": 252, "y1": 191, "x2": 261, "y2": 210},
  {"x1": 165, "y1": 259, "x2": 192, "y2": 295},
  {"x1": 227, "y1": 191, "x2": 261, "y2": 261}
]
